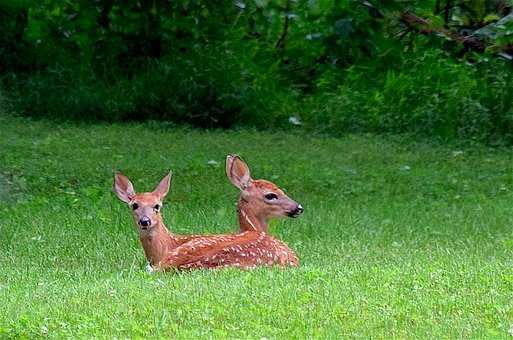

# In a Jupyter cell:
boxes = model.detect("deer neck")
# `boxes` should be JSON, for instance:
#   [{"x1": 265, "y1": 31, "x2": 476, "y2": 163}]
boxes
[
  {"x1": 139, "y1": 220, "x2": 181, "y2": 265},
  {"x1": 237, "y1": 198, "x2": 268, "y2": 233}
]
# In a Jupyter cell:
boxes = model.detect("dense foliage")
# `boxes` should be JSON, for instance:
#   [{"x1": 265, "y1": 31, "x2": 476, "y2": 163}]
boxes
[{"x1": 2, "y1": 0, "x2": 513, "y2": 141}]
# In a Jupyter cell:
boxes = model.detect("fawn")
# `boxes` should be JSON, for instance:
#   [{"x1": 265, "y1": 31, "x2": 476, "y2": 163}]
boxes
[
  {"x1": 226, "y1": 154, "x2": 303, "y2": 233},
  {"x1": 113, "y1": 161, "x2": 303, "y2": 270}
]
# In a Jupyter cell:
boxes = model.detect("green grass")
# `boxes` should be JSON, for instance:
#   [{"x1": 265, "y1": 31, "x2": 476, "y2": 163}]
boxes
[{"x1": 1, "y1": 114, "x2": 513, "y2": 338}]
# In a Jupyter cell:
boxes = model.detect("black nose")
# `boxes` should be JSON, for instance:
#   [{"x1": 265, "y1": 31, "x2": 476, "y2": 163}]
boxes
[
  {"x1": 139, "y1": 216, "x2": 151, "y2": 227},
  {"x1": 288, "y1": 204, "x2": 304, "y2": 218},
  {"x1": 296, "y1": 204, "x2": 304, "y2": 214}
]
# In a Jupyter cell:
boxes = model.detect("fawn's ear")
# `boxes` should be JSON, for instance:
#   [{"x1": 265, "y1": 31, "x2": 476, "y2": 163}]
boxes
[
  {"x1": 114, "y1": 172, "x2": 136, "y2": 203},
  {"x1": 226, "y1": 154, "x2": 252, "y2": 190},
  {"x1": 152, "y1": 171, "x2": 172, "y2": 200}
]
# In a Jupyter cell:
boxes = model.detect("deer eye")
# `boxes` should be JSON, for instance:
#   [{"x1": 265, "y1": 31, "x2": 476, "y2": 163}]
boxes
[
  {"x1": 264, "y1": 193, "x2": 278, "y2": 201},
  {"x1": 153, "y1": 204, "x2": 161, "y2": 211},
  {"x1": 131, "y1": 203, "x2": 139, "y2": 210}
]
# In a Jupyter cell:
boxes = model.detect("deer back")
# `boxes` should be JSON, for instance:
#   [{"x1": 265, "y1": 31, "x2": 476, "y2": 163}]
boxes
[{"x1": 158, "y1": 231, "x2": 298, "y2": 270}]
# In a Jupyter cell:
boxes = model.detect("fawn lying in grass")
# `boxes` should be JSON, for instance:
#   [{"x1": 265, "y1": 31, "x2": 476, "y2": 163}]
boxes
[{"x1": 113, "y1": 158, "x2": 302, "y2": 270}]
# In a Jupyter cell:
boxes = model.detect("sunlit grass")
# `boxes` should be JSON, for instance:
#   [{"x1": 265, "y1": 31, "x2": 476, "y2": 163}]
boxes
[{"x1": 1, "y1": 114, "x2": 513, "y2": 338}]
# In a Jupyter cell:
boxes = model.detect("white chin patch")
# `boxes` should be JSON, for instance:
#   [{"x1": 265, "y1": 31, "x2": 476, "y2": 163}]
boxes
[{"x1": 145, "y1": 263, "x2": 155, "y2": 274}]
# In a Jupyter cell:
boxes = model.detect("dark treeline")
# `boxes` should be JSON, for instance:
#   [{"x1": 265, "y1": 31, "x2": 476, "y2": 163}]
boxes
[{"x1": 1, "y1": 0, "x2": 513, "y2": 142}]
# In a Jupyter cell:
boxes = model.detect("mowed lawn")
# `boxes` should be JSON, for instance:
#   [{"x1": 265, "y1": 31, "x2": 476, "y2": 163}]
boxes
[{"x1": 1, "y1": 114, "x2": 513, "y2": 338}]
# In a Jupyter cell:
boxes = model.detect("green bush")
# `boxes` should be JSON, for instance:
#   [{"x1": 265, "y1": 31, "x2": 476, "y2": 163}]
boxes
[
  {"x1": 2, "y1": 0, "x2": 513, "y2": 143},
  {"x1": 4, "y1": 44, "x2": 300, "y2": 128},
  {"x1": 302, "y1": 48, "x2": 513, "y2": 142}
]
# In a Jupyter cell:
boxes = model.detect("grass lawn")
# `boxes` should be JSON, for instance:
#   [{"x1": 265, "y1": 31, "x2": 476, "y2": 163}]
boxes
[{"x1": 1, "y1": 114, "x2": 513, "y2": 338}]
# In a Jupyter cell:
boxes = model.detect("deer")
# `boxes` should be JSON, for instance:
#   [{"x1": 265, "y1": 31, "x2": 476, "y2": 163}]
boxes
[
  {"x1": 225, "y1": 154, "x2": 303, "y2": 233},
  {"x1": 113, "y1": 159, "x2": 303, "y2": 271}
]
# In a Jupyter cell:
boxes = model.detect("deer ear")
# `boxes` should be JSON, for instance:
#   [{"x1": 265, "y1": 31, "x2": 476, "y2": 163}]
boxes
[
  {"x1": 153, "y1": 171, "x2": 172, "y2": 200},
  {"x1": 113, "y1": 172, "x2": 135, "y2": 203},
  {"x1": 226, "y1": 154, "x2": 252, "y2": 190}
]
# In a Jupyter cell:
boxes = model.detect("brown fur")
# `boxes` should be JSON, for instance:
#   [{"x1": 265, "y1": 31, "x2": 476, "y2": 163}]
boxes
[
  {"x1": 226, "y1": 155, "x2": 303, "y2": 233},
  {"x1": 113, "y1": 162, "x2": 301, "y2": 271}
]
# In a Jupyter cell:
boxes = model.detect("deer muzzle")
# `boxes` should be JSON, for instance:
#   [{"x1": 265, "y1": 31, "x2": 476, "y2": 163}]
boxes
[
  {"x1": 139, "y1": 216, "x2": 152, "y2": 229},
  {"x1": 288, "y1": 204, "x2": 304, "y2": 218}
]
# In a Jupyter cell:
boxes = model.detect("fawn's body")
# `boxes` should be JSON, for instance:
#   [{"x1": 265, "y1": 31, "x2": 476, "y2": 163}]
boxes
[
  {"x1": 113, "y1": 155, "x2": 302, "y2": 270},
  {"x1": 144, "y1": 226, "x2": 296, "y2": 269}
]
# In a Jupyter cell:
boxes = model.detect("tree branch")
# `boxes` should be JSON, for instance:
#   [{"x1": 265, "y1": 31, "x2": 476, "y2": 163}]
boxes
[
  {"x1": 275, "y1": 0, "x2": 292, "y2": 53},
  {"x1": 400, "y1": 11, "x2": 485, "y2": 52}
]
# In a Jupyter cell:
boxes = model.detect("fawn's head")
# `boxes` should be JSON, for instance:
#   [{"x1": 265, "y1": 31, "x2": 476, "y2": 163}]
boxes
[
  {"x1": 226, "y1": 155, "x2": 303, "y2": 219},
  {"x1": 113, "y1": 172, "x2": 171, "y2": 233}
]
